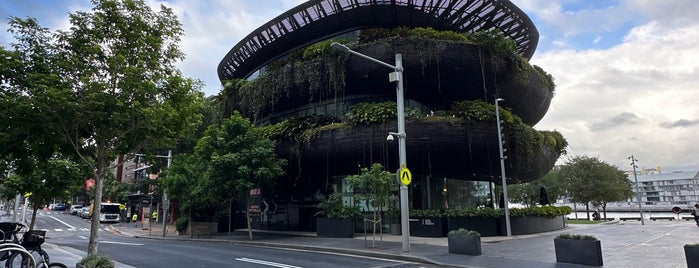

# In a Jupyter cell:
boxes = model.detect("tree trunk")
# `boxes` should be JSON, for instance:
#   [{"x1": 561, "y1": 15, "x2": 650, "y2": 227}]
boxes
[
  {"x1": 188, "y1": 207, "x2": 193, "y2": 238},
  {"x1": 585, "y1": 202, "x2": 590, "y2": 220},
  {"x1": 246, "y1": 195, "x2": 253, "y2": 240},
  {"x1": 87, "y1": 151, "x2": 107, "y2": 254},
  {"x1": 228, "y1": 198, "x2": 232, "y2": 238},
  {"x1": 30, "y1": 208, "x2": 38, "y2": 230}
]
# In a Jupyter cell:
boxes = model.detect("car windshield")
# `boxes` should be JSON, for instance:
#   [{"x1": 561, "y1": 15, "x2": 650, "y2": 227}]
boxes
[{"x1": 100, "y1": 205, "x2": 120, "y2": 214}]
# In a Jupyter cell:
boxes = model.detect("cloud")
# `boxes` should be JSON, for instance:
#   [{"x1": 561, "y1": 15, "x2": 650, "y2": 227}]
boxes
[
  {"x1": 587, "y1": 113, "x2": 643, "y2": 131},
  {"x1": 659, "y1": 119, "x2": 699, "y2": 129},
  {"x1": 529, "y1": 2, "x2": 699, "y2": 170}
]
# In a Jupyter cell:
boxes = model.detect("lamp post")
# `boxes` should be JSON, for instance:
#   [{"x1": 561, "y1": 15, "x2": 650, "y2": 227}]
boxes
[
  {"x1": 330, "y1": 42, "x2": 410, "y2": 252},
  {"x1": 495, "y1": 98, "x2": 511, "y2": 237},
  {"x1": 628, "y1": 155, "x2": 645, "y2": 225}
]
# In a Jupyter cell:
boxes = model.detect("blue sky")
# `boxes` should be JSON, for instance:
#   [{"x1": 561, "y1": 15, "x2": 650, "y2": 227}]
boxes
[{"x1": 1, "y1": 0, "x2": 698, "y2": 172}]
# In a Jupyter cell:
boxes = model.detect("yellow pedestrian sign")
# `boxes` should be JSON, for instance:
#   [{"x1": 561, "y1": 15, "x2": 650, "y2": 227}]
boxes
[{"x1": 400, "y1": 166, "x2": 412, "y2": 186}]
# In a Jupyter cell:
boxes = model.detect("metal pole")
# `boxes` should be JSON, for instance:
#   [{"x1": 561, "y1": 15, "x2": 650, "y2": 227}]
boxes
[
  {"x1": 163, "y1": 150, "x2": 172, "y2": 236},
  {"x1": 394, "y1": 53, "x2": 411, "y2": 252},
  {"x1": 13, "y1": 193, "x2": 20, "y2": 222},
  {"x1": 495, "y1": 98, "x2": 511, "y2": 237},
  {"x1": 330, "y1": 42, "x2": 410, "y2": 252},
  {"x1": 629, "y1": 155, "x2": 645, "y2": 225}
]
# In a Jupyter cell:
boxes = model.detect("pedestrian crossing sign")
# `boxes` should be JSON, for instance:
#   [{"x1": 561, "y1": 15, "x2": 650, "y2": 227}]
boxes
[{"x1": 400, "y1": 166, "x2": 412, "y2": 186}]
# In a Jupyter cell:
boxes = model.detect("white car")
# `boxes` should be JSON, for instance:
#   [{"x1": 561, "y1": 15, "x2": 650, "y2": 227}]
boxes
[
  {"x1": 80, "y1": 207, "x2": 91, "y2": 219},
  {"x1": 70, "y1": 205, "x2": 83, "y2": 215}
]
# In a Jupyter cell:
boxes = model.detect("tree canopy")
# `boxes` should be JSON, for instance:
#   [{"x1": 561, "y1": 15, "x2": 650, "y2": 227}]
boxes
[
  {"x1": 1, "y1": 0, "x2": 204, "y2": 254},
  {"x1": 561, "y1": 156, "x2": 633, "y2": 218},
  {"x1": 164, "y1": 111, "x2": 286, "y2": 239}
]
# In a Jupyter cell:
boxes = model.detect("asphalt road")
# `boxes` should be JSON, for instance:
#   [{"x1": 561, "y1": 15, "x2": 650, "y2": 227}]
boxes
[{"x1": 31, "y1": 211, "x2": 441, "y2": 268}]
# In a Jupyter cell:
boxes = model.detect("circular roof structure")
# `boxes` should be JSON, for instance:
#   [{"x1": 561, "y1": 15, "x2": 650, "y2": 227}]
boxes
[{"x1": 218, "y1": 0, "x2": 539, "y2": 81}]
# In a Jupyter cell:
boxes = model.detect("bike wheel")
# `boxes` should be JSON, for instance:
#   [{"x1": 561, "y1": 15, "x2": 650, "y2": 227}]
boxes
[{"x1": 5, "y1": 248, "x2": 48, "y2": 268}]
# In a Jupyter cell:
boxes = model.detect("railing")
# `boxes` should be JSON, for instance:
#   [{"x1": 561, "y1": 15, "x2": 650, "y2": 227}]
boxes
[{"x1": 218, "y1": 0, "x2": 538, "y2": 80}]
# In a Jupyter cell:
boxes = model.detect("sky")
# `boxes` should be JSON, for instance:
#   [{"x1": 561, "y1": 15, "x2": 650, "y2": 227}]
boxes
[{"x1": 1, "y1": 0, "x2": 698, "y2": 173}]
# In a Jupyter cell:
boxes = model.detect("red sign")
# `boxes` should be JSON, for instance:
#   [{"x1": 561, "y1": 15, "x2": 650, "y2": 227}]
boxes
[{"x1": 86, "y1": 179, "x2": 95, "y2": 190}]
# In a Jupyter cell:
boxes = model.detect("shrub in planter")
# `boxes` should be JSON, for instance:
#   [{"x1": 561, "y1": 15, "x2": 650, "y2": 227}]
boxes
[
  {"x1": 77, "y1": 254, "x2": 115, "y2": 268},
  {"x1": 685, "y1": 243, "x2": 699, "y2": 268},
  {"x1": 315, "y1": 193, "x2": 361, "y2": 238},
  {"x1": 554, "y1": 233, "x2": 603, "y2": 266},
  {"x1": 175, "y1": 217, "x2": 189, "y2": 234},
  {"x1": 447, "y1": 228, "x2": 481, "y2": 255}
]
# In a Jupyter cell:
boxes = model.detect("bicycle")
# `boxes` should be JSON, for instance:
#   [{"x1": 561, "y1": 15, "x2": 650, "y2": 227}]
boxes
[{"x1": 0, "y1": 222, "x2": 66, "y2": 268}]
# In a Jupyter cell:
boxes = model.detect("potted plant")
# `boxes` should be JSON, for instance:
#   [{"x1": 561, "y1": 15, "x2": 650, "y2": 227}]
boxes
[
  {"x1": 315, "y1": 192, "x2": 361, "y2": 238},
  {"x1": 553, "y1": 233, "x2": 603, "y2": 266},
  {"x1": 447, "y1": 228, "x2": 481, "y2": 255},
  {"x1": 77, "y1": 254, "x2": 115, "y2": 268},
  {"x1": 685, "y1": 243, "x2": 699, "y2": 267}
]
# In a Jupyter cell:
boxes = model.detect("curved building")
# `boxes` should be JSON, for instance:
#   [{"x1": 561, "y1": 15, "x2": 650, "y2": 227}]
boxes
[{"x1": 218, "y1": 0, "x2": 565, "y2": 231}]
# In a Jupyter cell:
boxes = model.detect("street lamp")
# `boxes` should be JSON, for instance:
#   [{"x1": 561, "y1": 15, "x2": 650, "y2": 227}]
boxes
[
  {"x1": 628, "y1": 155, "x2": 645, "y2": 225},
  {"x1": 330, "y1": 42, "x2": 410, "y2": 252},
  {"x1": 495, "y1": 98, "x2": 512, "y2": 237}
]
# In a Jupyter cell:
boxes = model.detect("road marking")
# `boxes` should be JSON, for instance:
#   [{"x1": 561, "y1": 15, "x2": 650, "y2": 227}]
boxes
[
  {"x1": 235, "y1": 258, "x2": 302, "y2": 268},
  {"x1": 48, "y1": 215, "x2": 75, "y2": 229},
  {"x1": 78, "y1": 235, "x2": 87, "y2": 239},
  {"x1": 101, "y1": 241, "x2": 144, "y2": 246}
]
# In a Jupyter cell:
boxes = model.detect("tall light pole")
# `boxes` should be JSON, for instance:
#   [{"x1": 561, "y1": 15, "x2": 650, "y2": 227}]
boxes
[
  {"x1": 495, "y1": 98, "x2": 511, "y2": 237},
  {"x1": 628, "y1": 155, "x2": 645, "y2": 225},
  {"x1": 330, "y1": 42, "x2": 410, "y2": 252}
]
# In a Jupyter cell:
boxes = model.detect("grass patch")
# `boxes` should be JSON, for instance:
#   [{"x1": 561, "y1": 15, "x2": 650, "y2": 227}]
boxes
[{"x1": 568, "y1": 219, "x2": 605, "y2": 224}]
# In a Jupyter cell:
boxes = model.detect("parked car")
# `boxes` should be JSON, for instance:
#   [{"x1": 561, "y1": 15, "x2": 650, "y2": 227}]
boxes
[
  {"x1": 53, "y1": 203, "x2": 67, "y2": 211},
  {"x1": 70, "y1": 205, "x2": 83, "y2": 215},
  {"x1": 80, "y1": 207, "x2": 91, "y2": 219}
]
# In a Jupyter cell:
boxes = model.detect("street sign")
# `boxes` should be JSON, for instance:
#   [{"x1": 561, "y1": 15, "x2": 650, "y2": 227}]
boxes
[{"x1": 400, "y1": 166, "x2": 412, "y2": 186}]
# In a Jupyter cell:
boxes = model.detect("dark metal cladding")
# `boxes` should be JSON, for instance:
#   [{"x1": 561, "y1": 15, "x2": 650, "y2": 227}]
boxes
[{"x1": 217, "y1": 0, "x2": 539, "y2": 81}]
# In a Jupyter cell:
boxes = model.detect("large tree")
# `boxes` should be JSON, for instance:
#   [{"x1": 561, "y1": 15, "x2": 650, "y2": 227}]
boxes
[
  {"x1": 561, "y1": 156, "x2": 632, "y2": 220},
  {"x1": 2, "y1": 0, "x2": 203, "y2": 254},
  {"x1": 182, "y1": 111, "x2": 286, "y2": 240}
]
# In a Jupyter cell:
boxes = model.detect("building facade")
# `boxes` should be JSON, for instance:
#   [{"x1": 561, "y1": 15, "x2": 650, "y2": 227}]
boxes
[{"x1": 217, "y1": 0, "x2": 565, "y2": 230}]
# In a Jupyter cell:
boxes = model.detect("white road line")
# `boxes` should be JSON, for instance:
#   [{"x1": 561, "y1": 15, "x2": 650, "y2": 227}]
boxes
[
  {"x1": 101, "y1": 241, "x2": 144, "y2": 246},
  {"x1": 235, "y1": 258, "x2": 302, "y2": 268},
  {"x1": 78, "y1": 235, "x2": 87, "y2": 239},
  {"x1": 48, "y1": 215, "x2": 75, "y2": 229},
  {"x1": 54, "y1": 228, "x2": 63, "y2": 232}
]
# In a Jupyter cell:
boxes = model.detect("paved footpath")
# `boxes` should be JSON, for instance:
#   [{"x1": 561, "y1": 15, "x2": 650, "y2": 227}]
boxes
[{"x1": 42, "y1": 219, "x2": 699, "y2": 267}]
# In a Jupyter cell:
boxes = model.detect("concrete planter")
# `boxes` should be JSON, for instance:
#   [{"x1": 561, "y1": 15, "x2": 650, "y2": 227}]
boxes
[
  {"x1": 500, "y1": 215, "x2": 566, "y2": 235},
  {"x1": 685, "y1": 244, "x2": 699, "y2": 268},
  {"x1": 316, "y1": 217, "x2": 354, "y2": 238},
  {"x1": 409, "y1": 217, "x2": 444, "y2": 237},
  {"x1": 447, "y1": 217, "x2": 498, "y2": 237},
  {"x1": 554, "y1": 238, "x2": 603, "y2": 266},
  {"x1": 448, "y1": 234, "x2": 482, "y2": 255}
]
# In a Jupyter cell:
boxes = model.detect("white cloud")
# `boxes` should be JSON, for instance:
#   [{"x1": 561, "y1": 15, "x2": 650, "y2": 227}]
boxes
[{"x1": 533, "y1": 18, "x2": 699, "y2": 171}]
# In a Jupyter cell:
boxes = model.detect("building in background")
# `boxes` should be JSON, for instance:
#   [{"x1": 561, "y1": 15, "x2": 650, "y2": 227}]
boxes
[{"x1": 217, "y1": 0, "x2": 565, "y2": 231}]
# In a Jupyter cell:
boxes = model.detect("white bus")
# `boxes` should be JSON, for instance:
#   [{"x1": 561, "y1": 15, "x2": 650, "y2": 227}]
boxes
[{"x1": 96, "y1": 203, "x2": 122, "y2": 223}]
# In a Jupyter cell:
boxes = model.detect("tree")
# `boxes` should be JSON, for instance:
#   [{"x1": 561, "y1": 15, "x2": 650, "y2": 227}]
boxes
[
  {"x1": 345, "y1": 163, "x2": 395, "y2": 234},
  {"x1": 561, "y1": 156, "x2": 632, "y2": 220},
  {"x1": 508, "y1": 168, "x2": 568, "y2": 207},
  {"x1": 188, "y1": 112, "x2": 285, "y2": 240},
  {"x1": 591, "y1": 165, "x2": 633, "y2": 219},
  {"x1": 2, "y1": 0, "x2": 204, "y2": 254}
]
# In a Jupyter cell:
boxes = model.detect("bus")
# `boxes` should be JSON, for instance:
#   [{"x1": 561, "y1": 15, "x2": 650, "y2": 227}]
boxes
[{"x1": 94, "y1": 203, "x2": 122, "y2": 223}]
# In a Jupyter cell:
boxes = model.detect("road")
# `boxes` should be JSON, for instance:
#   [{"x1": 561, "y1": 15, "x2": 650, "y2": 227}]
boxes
[{"x1": 31, "y1": 211, "x2": 438, "y2": 268}]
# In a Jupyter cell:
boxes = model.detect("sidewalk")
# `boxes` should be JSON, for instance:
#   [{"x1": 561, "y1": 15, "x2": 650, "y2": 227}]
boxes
[{"x1": 100, "y1": 219, "x2": 697, "y2": 268}]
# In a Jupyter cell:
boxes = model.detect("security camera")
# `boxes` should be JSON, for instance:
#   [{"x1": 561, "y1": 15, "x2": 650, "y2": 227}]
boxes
[{"x1": 386, "y1": 135, "x2": 395, "y2": 141}]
